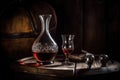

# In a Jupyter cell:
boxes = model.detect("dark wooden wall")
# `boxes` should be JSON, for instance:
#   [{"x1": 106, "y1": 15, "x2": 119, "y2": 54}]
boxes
[{"x1": 44, "y1": 0, "x2": 120, "y2": 62}]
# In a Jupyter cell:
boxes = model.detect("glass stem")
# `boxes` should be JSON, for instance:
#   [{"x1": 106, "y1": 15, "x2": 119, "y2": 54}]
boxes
[{"x1": 65, "y1": 57, "x2": 69, "y2": 63}]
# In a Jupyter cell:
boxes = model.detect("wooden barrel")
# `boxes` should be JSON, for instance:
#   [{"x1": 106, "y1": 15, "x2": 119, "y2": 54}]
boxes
[{"x1": 0, "y1": 0, "x2": 57, "y2": 61}]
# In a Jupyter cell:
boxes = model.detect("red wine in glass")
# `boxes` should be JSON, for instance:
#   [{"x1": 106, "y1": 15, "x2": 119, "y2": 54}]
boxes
[{"x1": 62, "y1": 48, "x2": 73, "y2": 58}]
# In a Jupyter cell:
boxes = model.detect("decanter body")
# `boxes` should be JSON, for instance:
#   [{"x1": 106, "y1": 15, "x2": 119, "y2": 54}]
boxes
[{"x1": 32, "y1": 14, "x2": 58, "y2": 64}]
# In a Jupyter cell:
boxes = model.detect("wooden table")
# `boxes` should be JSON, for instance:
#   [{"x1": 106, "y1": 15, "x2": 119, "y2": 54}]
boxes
[{"x1": 10, "y1": 56, "x2": 120, "y2": 80}]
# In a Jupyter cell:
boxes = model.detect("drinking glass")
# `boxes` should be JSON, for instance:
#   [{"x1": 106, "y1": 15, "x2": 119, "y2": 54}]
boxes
[{"x1": 61, "y1": 34, "x2": 75, "y2": 65}]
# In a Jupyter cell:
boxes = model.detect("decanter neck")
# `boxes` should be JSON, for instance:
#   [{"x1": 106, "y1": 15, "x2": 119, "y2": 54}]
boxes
[{"x1": 38, "y1": 14, "x2": 52, "y2": 36}]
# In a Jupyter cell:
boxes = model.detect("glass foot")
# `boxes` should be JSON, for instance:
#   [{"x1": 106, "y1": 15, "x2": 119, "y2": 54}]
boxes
[
  {"x1": 62, "y1": 61, "x2": 74, "y2": 65},
  {"x1": 42, "y1": 61, "x2": 54, "y2": 65}
]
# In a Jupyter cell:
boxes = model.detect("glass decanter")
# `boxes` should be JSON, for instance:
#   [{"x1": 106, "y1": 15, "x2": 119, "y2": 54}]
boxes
[{"x1": 32, "y1": 14, "x2": 58, "y2": 65}]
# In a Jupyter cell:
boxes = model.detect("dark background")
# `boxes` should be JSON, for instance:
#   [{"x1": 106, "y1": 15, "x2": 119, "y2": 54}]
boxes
[{"x1": 0, "y1": 0, "x2": 120, "y2": 80}]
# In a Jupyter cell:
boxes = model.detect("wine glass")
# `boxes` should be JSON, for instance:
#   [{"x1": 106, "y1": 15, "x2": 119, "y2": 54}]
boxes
[{"x1": 61, "y1": 34, "x2": 75, "y2": 65}]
